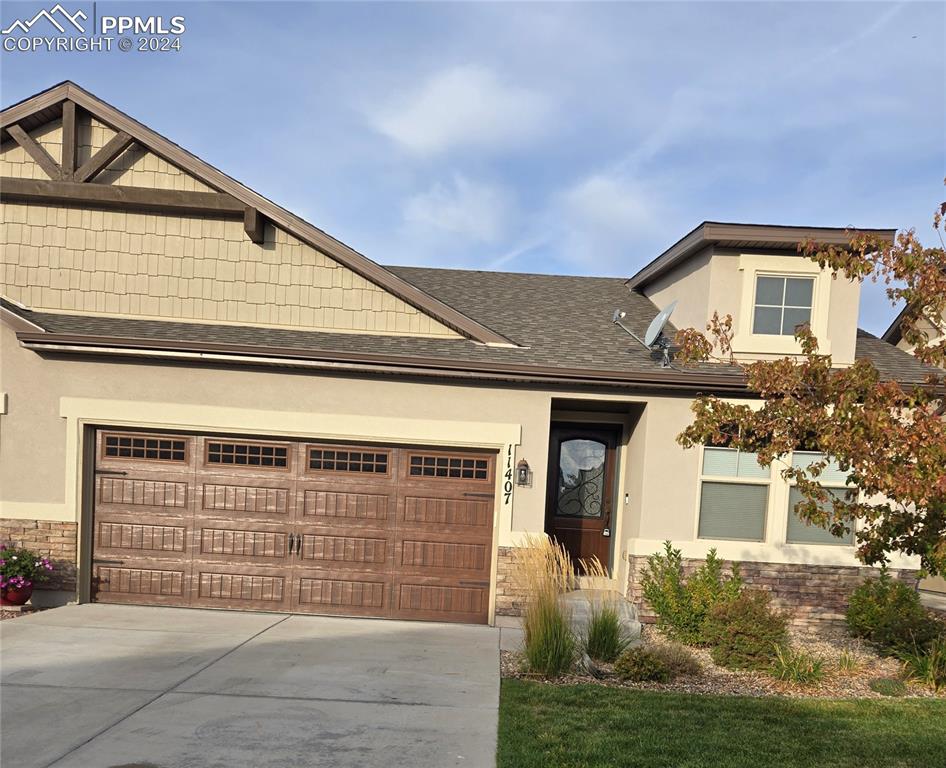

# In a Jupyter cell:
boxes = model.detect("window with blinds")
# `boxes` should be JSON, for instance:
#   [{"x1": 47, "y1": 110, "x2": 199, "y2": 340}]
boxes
[
  {"x1": 697, "y1": 447, "x2": 770, "y2": 542},
  {"x1": 786, "y1": 452, "x2": 854, "y2": 545}
]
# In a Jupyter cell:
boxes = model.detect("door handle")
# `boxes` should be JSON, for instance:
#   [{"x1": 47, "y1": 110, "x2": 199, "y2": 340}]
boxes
[
  {"x1": 287, "y1": 534, "x2": 295, "y2": 557},
  {"x1": 295, "y1": 534, "x2": 303, "y2": 557},
  {"x1": 95, "y1": 469, "x2": 128, "y2": 476}
]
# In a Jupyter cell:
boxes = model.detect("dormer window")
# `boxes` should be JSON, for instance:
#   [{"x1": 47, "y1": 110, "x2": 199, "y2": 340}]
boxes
[{"x1": 752, "y1": 275, "x2": 814, "y2": 336}]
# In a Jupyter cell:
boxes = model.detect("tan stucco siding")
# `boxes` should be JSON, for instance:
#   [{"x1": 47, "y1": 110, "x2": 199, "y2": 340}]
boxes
[
  {"x1": 2, "y1": 319, "x2": 906, "y2": 583},
  {"x1": 0, "y1": 202, "x2": 459, "y2": 336},
  {"x1": 644, "y1": 249, "x2": 861, "y2": 365}
]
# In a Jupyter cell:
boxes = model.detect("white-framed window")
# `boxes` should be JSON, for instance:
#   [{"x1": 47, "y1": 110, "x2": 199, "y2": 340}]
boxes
[
  {"x1": 697, "y1": 447, "x2": 770, "y2": 542},
  {"x1": 732, "y1": 255, "x2": 831, "y2": 356},
  {"x1": 752, "y1": 274, "x2": 814, "y2": 336},
  {"x1": 786, "y1": 451, "x2": 856, "y2": 546}
]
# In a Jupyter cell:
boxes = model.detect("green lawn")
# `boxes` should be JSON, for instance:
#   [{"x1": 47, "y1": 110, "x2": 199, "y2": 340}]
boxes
[{"x1": 498, "y1": 679, "x2": 946, "y2": 768}]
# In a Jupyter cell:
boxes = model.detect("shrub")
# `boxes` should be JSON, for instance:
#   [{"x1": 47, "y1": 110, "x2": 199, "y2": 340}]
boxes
[
  {"x1": 704, "y1": 589, "x2": 789, "y2": 671},
  {"x1": 514, "y1": 535, "x2": 577, "y2": 677},
  {"x1": 651, "y1": 642, "x2": 701, "y2": 677},
  {"x1": 583, "y1": 604, "x2": 631, "y2": 663},
  {"x1": 578, "y1": 557, "x2": 633, "y2": 663},
  {"x1": 846, "y1": 571, "x2": 943, "y2": 655},
  {"x1": 868, "y1": 677, "x2": 907, "y2": 697},
  {"x1": 900, "y1": 636, "x2": 946, "y2": 692},
  {"x1": 614, "y1": 647, "x2": 671, "y2": 682},
  {"x1": 614, "y1": 643, "x2": 700, "y2": 682},
  {"x1": 772, "y1": 645, "x2": 825, "y2": 685},
  {"x1": 639, "y1": 541, "x2": 742, "y2": 645}
]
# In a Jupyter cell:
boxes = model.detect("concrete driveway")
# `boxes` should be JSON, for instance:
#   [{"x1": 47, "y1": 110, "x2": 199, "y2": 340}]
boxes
[{"x1": 0, "y1": 604, "x2": 500, "y2": 768}]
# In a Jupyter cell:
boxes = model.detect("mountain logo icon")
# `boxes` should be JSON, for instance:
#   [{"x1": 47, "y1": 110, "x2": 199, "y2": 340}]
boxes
[{"x1": 2, "y1": 5, "x2": 88, "y2": 35}]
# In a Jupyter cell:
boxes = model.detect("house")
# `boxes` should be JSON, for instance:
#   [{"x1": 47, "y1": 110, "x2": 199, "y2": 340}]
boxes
[
  {"x1": 882, "y1": 305, "x2": 946, "y2": 597},
  {"x1": 0, "y1": 82, "x2": 931, "y2": 627}
]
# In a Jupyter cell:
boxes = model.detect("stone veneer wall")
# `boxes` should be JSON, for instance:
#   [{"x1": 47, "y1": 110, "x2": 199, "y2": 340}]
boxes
[
  {"x1": 495, "y1": 546, "x2": 528, "y2": 616},
  {"x1": 0, "y1": 519, "x2": 78, "y2": 593},
  {"x1": 626, "y1": 555, "x2": 919, "y2": 631}
]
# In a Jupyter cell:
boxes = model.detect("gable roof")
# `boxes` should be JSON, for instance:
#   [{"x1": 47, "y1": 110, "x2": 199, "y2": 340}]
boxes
[
  {"x1": 881, "y1": 304, "x2": 910, "y2": 345},
  {"x1": 626, "y1": 221, "x2": 898, "y2": 290},
  {"x1": 0, "y1": 81, "x2": 512, "y2": 346},
  {"x1": 4, "y1": 267, "x2": 937, "y2": 389}
]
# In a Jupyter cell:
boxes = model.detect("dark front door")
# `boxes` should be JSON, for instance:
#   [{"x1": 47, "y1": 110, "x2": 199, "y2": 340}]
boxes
[{"x1": 545, "y1": 424, "x2": 620, "y2": 570}]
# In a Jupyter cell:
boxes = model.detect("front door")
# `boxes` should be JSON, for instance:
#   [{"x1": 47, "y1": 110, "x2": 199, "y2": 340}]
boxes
[{"x1": 545, "y1": 423, "x2": 620, "y2": 570}]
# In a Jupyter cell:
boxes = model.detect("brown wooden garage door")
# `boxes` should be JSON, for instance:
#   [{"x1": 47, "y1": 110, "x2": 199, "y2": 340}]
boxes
[{"x1": 90, "y1": 430, "x2": 496, "y2": 623}]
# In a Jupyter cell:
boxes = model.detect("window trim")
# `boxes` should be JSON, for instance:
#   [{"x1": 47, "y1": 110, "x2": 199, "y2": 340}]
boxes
[
  {"x1": 695, "y1": 446, "x2": 772, "y2": 543},
  {"x1": 732, "y1": 254, "x2": 832, "y2": 356}
]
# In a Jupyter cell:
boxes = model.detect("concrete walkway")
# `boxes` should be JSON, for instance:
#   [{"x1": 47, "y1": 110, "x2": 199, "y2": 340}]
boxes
[{"x1": 0, "y1": 604, "x2": 500, "y2": 768}]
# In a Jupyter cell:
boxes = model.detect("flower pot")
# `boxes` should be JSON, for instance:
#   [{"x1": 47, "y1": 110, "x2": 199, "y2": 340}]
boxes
[{"x1": 1, "y1": 583, "x2": 33, "y2": 606}]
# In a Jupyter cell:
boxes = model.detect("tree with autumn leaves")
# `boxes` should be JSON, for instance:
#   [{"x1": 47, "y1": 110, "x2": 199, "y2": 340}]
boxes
[{"x1": 675, "y1": 186, "x2": 946, "y2": 577}]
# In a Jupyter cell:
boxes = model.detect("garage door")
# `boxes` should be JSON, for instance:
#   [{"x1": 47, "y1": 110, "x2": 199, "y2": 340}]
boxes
[{"x1": 90, "y1": 430, "x2": 496, "y2": 623}]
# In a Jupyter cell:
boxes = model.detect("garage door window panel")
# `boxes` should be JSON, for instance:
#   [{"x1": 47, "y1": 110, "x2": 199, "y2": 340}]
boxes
[{"x1": 205, "y1": 440, "x2": 290, "y2": 469}]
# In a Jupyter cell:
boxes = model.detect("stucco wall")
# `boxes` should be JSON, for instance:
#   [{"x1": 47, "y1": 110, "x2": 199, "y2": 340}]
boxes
[
  {"x1": 644, "y1": 248, "x2": 861, "y2": 365},
  {"x1": 2, "y1": 321, "x2": 906, "y2": 581}
]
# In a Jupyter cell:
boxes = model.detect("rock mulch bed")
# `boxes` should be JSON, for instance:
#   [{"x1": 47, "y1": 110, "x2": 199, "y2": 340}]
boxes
[
  {"x1": 0, "y1": 606, "x2": 43, "y2": 621},
  {"x1": 501, "y1": 624, "x2": 943, "y2": 699}
]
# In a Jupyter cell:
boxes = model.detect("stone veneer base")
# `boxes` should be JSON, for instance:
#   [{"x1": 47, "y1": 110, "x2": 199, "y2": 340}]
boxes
[
  {"x1": 627, "y1": 555, "x2": 918, "y2": 631},
  {"x1": 0, "y1": 518, "x2": 78, "y2": 594}
]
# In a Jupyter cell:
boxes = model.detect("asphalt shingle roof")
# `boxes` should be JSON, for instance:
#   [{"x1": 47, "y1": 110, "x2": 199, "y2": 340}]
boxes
[{"x1": 4, "y1": 266, "x2": 936, "y2": 386}]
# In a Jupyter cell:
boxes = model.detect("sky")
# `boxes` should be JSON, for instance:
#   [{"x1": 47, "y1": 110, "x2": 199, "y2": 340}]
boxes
[{"x1": 2, "y1": 1, "x2": 944, "y2": 335}]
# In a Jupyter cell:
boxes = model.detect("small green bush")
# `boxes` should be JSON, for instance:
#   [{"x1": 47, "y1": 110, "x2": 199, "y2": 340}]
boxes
[
  {"x1": 651, "y1": 642, "x2": 701, "y2": 677},
  {"x1": 772, "y1": 645, "x2": 825, "y2": 685},
  {"x1": 868, "y1": 677, "x2": 907, "y2": 697},
  {"x1": 582, "y1": 604, "x2": 631, "y2": 663},
  {"x1": 639, "y1": 541, "x2": 742, "y2": 645},
  {"x1": 522, "y1": 592, "x2": 576, "y2": 677},
  {"x1": 846, "y1": 572, "x2": 942, "y2": 655},
  {"x1": 613, "y1": 643, "x2": 700, "y2": 682},
  {"x1": 704, "y1": 589, "x2": 789, "y2": 671},
  {"x1": 900, "y1": 636, "x2": 946, "y2": 692},
  {"x1": 614, "y1": 647, "x2": 671, "y2": 682}
]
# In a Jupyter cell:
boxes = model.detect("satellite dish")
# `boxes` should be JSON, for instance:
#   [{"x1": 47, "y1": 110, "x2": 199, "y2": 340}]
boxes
[
  {"x1": 612, "y1": 300, "x2": 678, "y2": 368},
  {"x1": 644, "y1": 300, "x2": 677, "y2": 347}
]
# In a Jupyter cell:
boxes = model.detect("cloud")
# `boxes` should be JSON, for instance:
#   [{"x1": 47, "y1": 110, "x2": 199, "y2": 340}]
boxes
[
  {"x1": 555, "y1": 173, "x2": 678, "y2": 270},
  {"x1": 369, "y1": 65, "x2": 551, "y2": 154},
  {"x1": 403, "y1": 174, "x2": 514, "y2": 244}
]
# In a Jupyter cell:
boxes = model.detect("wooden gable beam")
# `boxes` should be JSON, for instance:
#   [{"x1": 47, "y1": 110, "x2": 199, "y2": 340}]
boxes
[
  {"x1": 0, "y1": 177, "x2": 245, "y2": 217},
  {"x1": 60, "y1": 100, "x2": 77, "y2": 181},
  {"x1": 7, "y1": 123, "x2": 62, "y2": 180},
  {"x1": 243, "y1": 207, "x2": 266, "y2": 244},
  {"x1": 74, "y1": 130, "x2": 133, "y2": 183}
]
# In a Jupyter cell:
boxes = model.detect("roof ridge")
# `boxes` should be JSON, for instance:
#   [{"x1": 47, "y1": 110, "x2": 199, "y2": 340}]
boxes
[{"x1": 387, "y1": 264, "x2": 630, "y2": 281}]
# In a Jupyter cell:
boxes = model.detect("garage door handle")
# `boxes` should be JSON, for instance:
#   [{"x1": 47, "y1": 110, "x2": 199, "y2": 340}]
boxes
[
  {"x1": 93, "y1": 559, "x2": 125, "y2": 565},
  {"x1": 287, "y1": 534, "x2": 296, "y2": 556},
  {"x1": 462, "y1": 492, "x2": 494, "y2": 498},
  {"x1": 95, "y1": 469, "x2": 128, "y2": 476},
  {"x1": 295, "y1": 535, "x2": 304, "y2": 556},
  {"x1": 458, "y1": 580, "x2": 490, "y2": 587}
]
